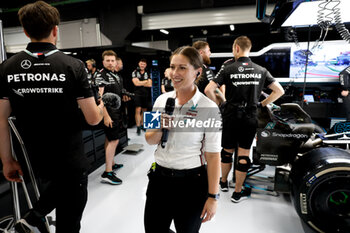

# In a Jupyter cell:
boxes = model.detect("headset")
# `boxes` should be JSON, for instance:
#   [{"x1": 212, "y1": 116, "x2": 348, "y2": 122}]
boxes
[{"x1": 86, "y1": 59, "x2": 96, "y2": 68}]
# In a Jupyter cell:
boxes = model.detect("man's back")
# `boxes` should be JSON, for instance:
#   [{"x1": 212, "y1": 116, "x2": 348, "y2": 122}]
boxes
[
  {"x1": 0, "y1": 42, "x2": 93, "y2": 174},
  {"x1": 216, "y1": 57, "x2": 274, "y2": 106}
]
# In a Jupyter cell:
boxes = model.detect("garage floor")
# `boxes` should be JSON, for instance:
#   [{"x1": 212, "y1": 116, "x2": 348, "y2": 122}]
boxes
[{"x1": 78, "y1": 128, "x2": 312, "y2": 233}]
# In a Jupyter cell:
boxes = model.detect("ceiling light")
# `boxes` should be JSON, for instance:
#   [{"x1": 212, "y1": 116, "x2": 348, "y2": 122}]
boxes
[
  {"x1": 230, "y1": 24, "x2": 235, "y2": 31},
  {"x1": 160, "y1": 29, "x2": 169, "y2": 35}
]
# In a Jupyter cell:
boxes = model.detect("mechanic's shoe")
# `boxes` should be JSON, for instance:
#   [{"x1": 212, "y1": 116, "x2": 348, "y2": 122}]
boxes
[
  {"x1": 15, "y1": 209, "x2": 49, "y2": 233},
  {"x1": 220, "y1": 178, "x2": 229, "y2": 192},
  {"x1": 112, "y1": 163, "x2": 124, "y2": 170},
  {"x1": 101, "y1": 171, "x2": 122, "y2": 185},
  {"x1": 141, "y1": 125, "x2": 146, "y2": 132},
  {"x1": 231, "y1": 187, "x2": 251, "y2": 203},
  {"x1": 137, "y1": 126, "x2": 141, "y2": 136}
]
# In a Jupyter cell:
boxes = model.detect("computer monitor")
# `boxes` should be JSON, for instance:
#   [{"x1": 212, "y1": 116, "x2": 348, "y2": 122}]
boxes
[{"x1": 304, "y1": 94, "x2": 314, "y2": 103}]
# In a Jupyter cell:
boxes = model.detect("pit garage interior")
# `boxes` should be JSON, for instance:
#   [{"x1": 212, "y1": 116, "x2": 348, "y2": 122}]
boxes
[{"x1": 0, "y1": 0, "x2": 350, "y2": 233}]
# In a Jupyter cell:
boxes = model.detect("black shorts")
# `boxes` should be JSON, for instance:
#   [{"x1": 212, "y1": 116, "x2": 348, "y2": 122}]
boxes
[
  {"x1": 222, "y1": 115, "x2": 257, "y2": 150},
  {"x1": 134, "y1": 94, "x2": 151, "y2": 109},
  {"x1": 103, "y1": 122, "x2": 120, "y2": 141},
  {"x1": 103, "y1": 108, "x2": 121, "y2": 141}
]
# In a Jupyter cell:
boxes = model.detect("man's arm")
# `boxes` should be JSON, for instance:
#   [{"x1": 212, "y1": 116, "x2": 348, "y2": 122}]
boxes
[
  {"x1": 205, "y1": 81, "x2": 221, "y2": 105},
  {"x1": 78, "y1": 97, "x2": 104, "y2": 125},
  {"x1": 144, "y1": 78, "x2": 152, "y2": 87},
  {"x1": 219, "y1": 84, "x2": 226, "y2": 98},
  {"x1": 0, "y1": 99, "x2": 23, "y2": 182},
  {"x1": 132, "y1": 78, "x2": 148, "y2": 87},
  {"x1": 260, "y1": 81, "x2": 285, "y2": 107}
]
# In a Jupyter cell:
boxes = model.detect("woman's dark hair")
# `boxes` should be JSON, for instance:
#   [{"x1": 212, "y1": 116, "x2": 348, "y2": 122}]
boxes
[
  {"x1": 170, "y1": 46, "x2": 203, "y2": 69},
  {"x1": 18, "y1": 1, "x2": 60, "y2": 41}
]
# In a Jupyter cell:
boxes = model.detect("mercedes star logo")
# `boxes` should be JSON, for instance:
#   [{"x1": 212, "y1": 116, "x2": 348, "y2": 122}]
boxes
[
  {"x1": 238, "y1": 66, "x2": 244, "y2": 72},
  {"x1": 21, "y1": 60, "x2": 32, "y2": 69}
]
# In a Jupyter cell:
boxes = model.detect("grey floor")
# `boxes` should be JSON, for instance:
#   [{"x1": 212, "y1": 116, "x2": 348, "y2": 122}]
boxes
[{"x1": 74, "y1": 128, "x2": 311, "y2": 233}]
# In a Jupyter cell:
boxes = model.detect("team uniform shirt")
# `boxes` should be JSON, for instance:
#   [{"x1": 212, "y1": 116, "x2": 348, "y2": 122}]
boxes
[
  {"x1": 97, "y1": 68, "x2": 123, "y2": 97},
  {"x1": 132, "y1": 69, "x2": 151, "y2": 96},
  {"x1": 87, "y1": 70, "x2": 100, "y2": 86},
  {"x1": 196, "y1": 64, "x2": 215, "y2": 94},
  {"x1": 151, "y1": 87, "x2": 222, "y2": 170},
  {"x1": 96, "y1": 68, "x2": 123, "y2": 120},
  {"x1": 339, "y1": 66, "x2": 350, "y2": 91},
  {"x1": 213, "y1": 56, "x2": 275, "y2": 107},
  {"x1": 161, "y1": 78, "x2": 174, "y2": 92},
  {"x1": 0, "y1": 42, "x2": 93, "y2": 176}
]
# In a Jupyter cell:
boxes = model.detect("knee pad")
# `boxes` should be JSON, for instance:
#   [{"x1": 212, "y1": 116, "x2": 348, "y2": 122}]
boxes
[
  {"x1": 221, "y1": 149, "x2": 233, "y2": 163},
  {"x1": 236, "y1": 156, "x2": 251, "y2": 172}
]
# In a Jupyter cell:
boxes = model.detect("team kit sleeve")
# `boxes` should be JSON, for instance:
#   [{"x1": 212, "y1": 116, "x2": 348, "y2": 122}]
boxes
[
  {"x1": 0, "y1": 63, "x2": 9, "y2": 100},
  {"x1": 75, "y1": 61, "x2": 94, "y2": 99},
  {"x1": 212, "y1": 64, "x2": 227, "y2": 86},
  {"x1": 131, "y1": 70, "x2": 137, "y2": 79},
  {"x1": 264, "y1": 69, "x2": 276, "y2": 88}
]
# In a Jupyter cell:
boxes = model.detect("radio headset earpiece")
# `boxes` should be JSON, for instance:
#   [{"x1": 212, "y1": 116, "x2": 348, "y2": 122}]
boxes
[{"x1": 91, "y1": 59, "x2": 97, "y2": 68}]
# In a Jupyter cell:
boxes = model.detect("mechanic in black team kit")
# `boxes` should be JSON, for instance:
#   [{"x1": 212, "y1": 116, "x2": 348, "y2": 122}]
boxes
[
  {"x1": 132, "y1": 59, "x2": 152, "y2": 135},
  {"x1": 192, "y1": 41, "x2": 215, "y2": 94},
  {"x1": 86, "y1": 59, "x2": 99, "y2": 86},
  {"x1": 339, "y1": 66, "x2": 350, "y2": 121},
  {"x1": 205, "y1": 36, "x2": 284, "y2": 203},
  {"x1": 96, "y1": 50, "x2": 130, "y2": 185},
  {"x1": 0, "y1": 1, "x2": 104, "y2": 232}
]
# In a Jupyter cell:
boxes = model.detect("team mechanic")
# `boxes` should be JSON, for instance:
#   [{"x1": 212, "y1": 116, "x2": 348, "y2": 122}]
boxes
[
  {"x1": 205, "y1": 36, "x2": 284, "y2": 203},
  {"x1": 132, "y1": 59, "x2": 152, "y2": 135},
  {"x1": 86, "y1": 59, "x2": 99, "y2": 86},
  {"x1": 339, "y1": 65, "x2": 350, "y2": 121},
  {"x1": 96, "y1": 50, "x2": 130, "y2": 185},
  {"x1": 0, "y1": 1, "x2": 104, "y2": 232},
  {"x1": 192, "y1": 41, "x2": 215, "y2": 95}
]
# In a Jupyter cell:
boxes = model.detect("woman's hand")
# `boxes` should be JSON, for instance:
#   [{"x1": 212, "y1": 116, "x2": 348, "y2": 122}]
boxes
[{"x1": 200, "y1": 198, "x2": 217, "y2": 223}]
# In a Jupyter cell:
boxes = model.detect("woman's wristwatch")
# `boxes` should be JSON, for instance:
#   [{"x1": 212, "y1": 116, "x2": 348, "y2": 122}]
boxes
[{"x1": 208, "y1": 193, "x2": 220, "y2": 200}]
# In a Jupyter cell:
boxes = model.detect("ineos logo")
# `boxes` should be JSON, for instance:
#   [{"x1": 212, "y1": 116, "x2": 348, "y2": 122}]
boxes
[
  {"x1": 21, "y1": 60, "x2": 32, "y2": 69},
  {"x1": 261, "y1": 131, "x2": 270, "y2": 137},
  {"x1": 238, "y1": 66, "x2": 244, "y2": 72}
]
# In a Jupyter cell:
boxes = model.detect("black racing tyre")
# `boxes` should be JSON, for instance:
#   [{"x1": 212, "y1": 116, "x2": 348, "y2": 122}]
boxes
[
  {"x1": 0, "y1": 215, "x2": 15, "y2": 233},
  {"x1": 290, "y1": 147, "x2": 350, "y2": 233}
]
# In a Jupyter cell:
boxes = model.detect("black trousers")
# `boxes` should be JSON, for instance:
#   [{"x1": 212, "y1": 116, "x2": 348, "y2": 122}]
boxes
[
  {"x1": 33, "y1": 173, "x2": 88, "y2": 233},
  {"x1": 144, "y1": 165, "x2": 208, "y2": 233}
]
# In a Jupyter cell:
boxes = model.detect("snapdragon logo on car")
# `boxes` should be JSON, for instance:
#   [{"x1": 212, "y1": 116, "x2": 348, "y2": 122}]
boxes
[{"x1": 143, "y1": 107, "x2": 222, "y2": 132}]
